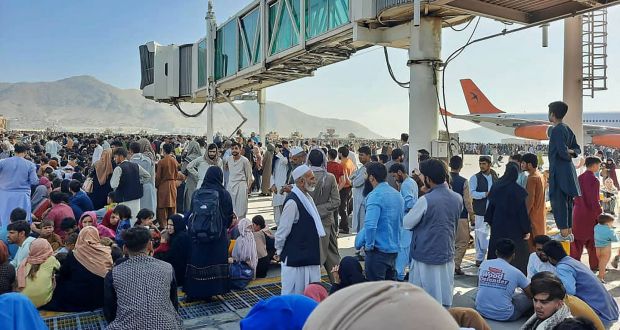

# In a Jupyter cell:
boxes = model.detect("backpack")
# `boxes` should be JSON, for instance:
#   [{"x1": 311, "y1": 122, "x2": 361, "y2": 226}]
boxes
[
  {"x1": 229, "y1": 261, "x2": 253, "y2": 290},
  {"x1": 188, "y1": 189, "x2": 223, "y2": 243}
]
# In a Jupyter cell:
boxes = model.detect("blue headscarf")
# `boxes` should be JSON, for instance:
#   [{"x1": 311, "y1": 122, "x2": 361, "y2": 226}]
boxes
[
  {"x1": 0, "y1": 293, "x2": 48, "y2": 330},
  {"x1": 240, "y1": 295, "x2": 318, "y2": 330}
]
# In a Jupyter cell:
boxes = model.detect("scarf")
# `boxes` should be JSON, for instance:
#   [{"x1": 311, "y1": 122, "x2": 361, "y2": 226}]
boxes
[
  {"x1": 94, "y1": 149, "x2": 114, "y2": 185},
  {"x1": 232, "y1": 218, "x2": 258, "y2": 273},
  {"x1": 138, "y1": 138, "x2": 156, "y2": 162},
  {"x1": 521, "y1": 304, "x2": 572, "y2": 330},
  {"x1": 303, "y1": 283, "x2": 329, "y2": 303},
  {"x1": 31, "y1": 185, "x2": 49, "y2": 211},
  {"x1": 185, "y1": 140, "x2": 202, "y2": 162},
  {"x1": 291, "y1": 186, "x2": 326, "y2": 237},
  {"x1": 72, "y1": 226, "x2": 113, "y2": 278},
  {"x1": 17, "y1": 238, "x2": 53, "y2": 289},
  {"x1": 79, "y1": 211, "x2": 116, "y2": 239}
]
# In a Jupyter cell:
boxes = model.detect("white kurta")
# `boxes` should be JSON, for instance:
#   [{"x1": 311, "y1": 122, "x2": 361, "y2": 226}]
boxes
[
  {"x1": 276, "y1": 197, "x2": 321, "y2": 295},
  {"x1": 270, "y1": 154, "x2": 289, "y2": 225},
  {"x1": 188, "y1": 157, "x2": 223, "y2": 188},
  {"x1": 225, "y1": 156, "x2": 252, "y2": 218},
  {"x1": 350, "y1": 165, "x2": 367, "y2": 233}
]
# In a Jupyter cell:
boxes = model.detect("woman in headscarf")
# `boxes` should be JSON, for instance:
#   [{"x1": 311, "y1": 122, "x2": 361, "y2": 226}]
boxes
[
  {"x1": 43, "y1": 226, "x2": 113, "y2": 312},
  {"x1": 240, "y1": 295, "x2": 318, "y2": 330},
  {"x1": 0, "y1": 293, "x2": 48, "y2": 330},
  {"x1": 154, "y1": 214, "x2": 191, "y2": 286},
  {"x1": 130, "y1": 139, "x2": 157, "y2": 212},
  {"x1": 31, "y1": 177, "x2": 51, "y2": 212},
  {"x1": 185, "y1": 143, "x2": 223, "y2": 213},
  {"x1": 184, "y1": 166, "x2": 233, "y2": 301},
  {"x1": 329, "y1": 256, "x2": 366, "y2": 294},
  {"x1": 89, "y1": 148, "x2": 115, "y2": 209},
  {"x1": 260, "y1": 143, "x2": 275, "y2": 196},
  {"x1": 303, "y1": 283, "x2": 329, "y2": 303},
  {"x1": 0, "y1": 241, "x2": 15, "y2": 295},
  {"x1": 485, "y1": 162, "x2": 531, "y2": 274},
  {"x1": 138, "y1": 138, "x2": 157, "y2": 163},
  {"x1": 232, "y1": 218, "x2": 258, "y2": 277},
  {"x1": 79, "y1": 211, "x2": 116, "y2": 239},
  {"x1": 304, "y1": 281, "x2": 459, "y2": 330},
  {"x1": 16, "y1": 238, "x2": 60, "y2": 307},
  {"x1": 604, "y1": 158, "x2": 619, "y2": 189}
]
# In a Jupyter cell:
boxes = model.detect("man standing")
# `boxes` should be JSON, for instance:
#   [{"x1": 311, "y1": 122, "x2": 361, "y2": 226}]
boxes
[
  {"x1": 155, "y1": 144, "x2": 181, "y2": 228},
  {"x1": 275, "y1": 165, "x2": 325, "y2": 295},
  {"x1": 337, "y1": 146, "x2": 355, "y2": 234},
  {"x1": 470, "y1": 156, "x2": 498, "y2": 267},
  {"x1": 270, "y1": 144, "x2": 289, "y2": 226},
  {"x1": 111, "y1": 147, "x2": 151, "y2": 227},
  {"x1": 571, "y1": 156, "x2": 602, "y2": 270},
  {"x1": 449, "y1": 156, "x2": 474, "y2": 275},
  {"x1": 384, "y1": 148, "x2": 404, "y2": 190},
  {"x1": 510, "y1": 154, "x2": 528, "y2": 188},
  {"x1": 522, "y1": 153, "x2": 547, "y2": 252},
  {"x1": 224, "y1": 142, "x2": 253, "y2": 219},
  {"x1": 363, "y1": 162, "x2": 403, "y2": 281},
  {"x1": 389, "y1": 163, "x2": 418, "y2": 281},
  {"x1": 400, "y1": 133, "x2": 409, "y2": 174},
  {"x1": 350, "y1": 146, "x2": 371, "y2": 234},
  {"x1": 92, "y1": 138, "x2": 104, "y2": 164},
  {"x1": 547, "y1": 101, "x2": 581, "y2": 241},
  {"x1": 307, "y1": 150, "x2": 341, "y2": 283},
  {"x1": 404, "y1": 159, "x2": 462, "y2": 307},
  {"x1": 0, "y1": 142, "x2": 38, "y2": 227},
  {"x1": 129, "y1": 141, "x2": 157, "y2": 213},
  {"x1": 45, "y1": 136, "x2": 62, "y2": 159}
]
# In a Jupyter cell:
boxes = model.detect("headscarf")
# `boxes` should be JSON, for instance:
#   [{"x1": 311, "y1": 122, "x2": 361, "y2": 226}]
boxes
[
  {"x1": 39, "y1": 177, "x2": 51, "y2": 189},
  {"x1": 202, "y1": 166, "x2": 225, "y2": 191},
  {"x1": 49, "y1": 159, "x2": 58, "y2": 169},
  {"x1": 303, "y1": 281, "x2": 460, "y2": 330},
  {"x1": 16, "y1": 238, "x2": 53, "y2": 289},
  {"x1": 0, "y1": 240, "x2": 9, "y2": 264},
  {"x1": 31, "y1": 185, "x2": 49, "y2": 212},
  {"x1": 101, "y1": 209, "x2": 118, "y2": 232},
  {"x1": 489, "y1": 162, "x2": 520, "y2": 195},
  {"x1": 232, "y1": 218, "x2": 258, "y2": 272},
  {"x1": 303, "y1": 283, "x2": 329, "y2": 303},
  {"x1": 72, "y1": 226, "x2": 113, "y2": 278},
  {"x1": 94, "y1": 149, "x2": 114, "y2": 185},
  {"x1": 138, "y1": 138, "x2": 156, "y2": 162},
  {"x1": 169, "y1": 214, "x2": 187, "y2": 237},
  {"x1": 79, "y1": 211, "x2": 116, "y2": 239},
  {"x1": 204, "y1": 143, "x2": 221, "y2": 166},
  {"x1": 0, "y1": 293, "x2": 48, "y2": 330},
  {"x1": 240, "y1": 295, "x2": 318, "y2": 330},
  {"x1": 185, "y1": 140, "x2": 202, "y2": 162}
]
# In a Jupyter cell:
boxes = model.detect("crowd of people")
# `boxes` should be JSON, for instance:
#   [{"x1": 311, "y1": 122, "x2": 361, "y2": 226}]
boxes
[{"x1": 0, "y1": 101, "x2": 619, "y2": 330}]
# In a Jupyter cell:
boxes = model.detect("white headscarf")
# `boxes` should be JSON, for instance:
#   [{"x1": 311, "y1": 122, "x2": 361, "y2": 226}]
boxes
[{"x1": 233, "y1": 218, "x2": 258, "y2": 274}]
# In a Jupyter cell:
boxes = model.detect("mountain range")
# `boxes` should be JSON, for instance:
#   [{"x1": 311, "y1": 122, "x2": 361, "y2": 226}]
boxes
[{"x1": 0, "y1": 76, "x2": 382, "y2": 139}]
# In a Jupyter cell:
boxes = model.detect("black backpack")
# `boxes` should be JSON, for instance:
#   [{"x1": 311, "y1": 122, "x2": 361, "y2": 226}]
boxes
[{"x1": 188, "y1": 189, "x2": 223, "y2": 243}]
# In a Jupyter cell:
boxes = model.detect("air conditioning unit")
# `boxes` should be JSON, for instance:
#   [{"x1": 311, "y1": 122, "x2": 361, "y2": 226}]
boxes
[{"x1": 350, "y1": 0, "x2": 376, "y2": 22}]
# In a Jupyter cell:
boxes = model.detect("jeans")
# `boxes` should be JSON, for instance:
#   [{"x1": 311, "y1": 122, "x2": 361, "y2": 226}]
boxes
[
  {"x1": 395, "y1": 230, "x2": 412, "y2": 280},
  {"x1": 365, "y1": 249, "x2": 397, "y2": 281},
  {"x1": 338, "y1": 187, "x2": 352, "y2": 232},
  {"x1": 507, "y1": 292, "x2": 533, "y2": 321}
]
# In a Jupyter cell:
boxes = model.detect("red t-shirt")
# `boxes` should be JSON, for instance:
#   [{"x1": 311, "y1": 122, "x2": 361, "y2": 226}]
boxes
[{"x1": 327, "y1": 161, "x2": 344, "y2": 186}]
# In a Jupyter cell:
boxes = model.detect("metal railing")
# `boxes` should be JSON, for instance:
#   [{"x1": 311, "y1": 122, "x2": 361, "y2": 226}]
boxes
[
  {"x1": 376, "y1": 0, "x2": 412, "y2": 15},
  {"x1": 582, "y1": 8, "x2": 608, "y2": 98}
]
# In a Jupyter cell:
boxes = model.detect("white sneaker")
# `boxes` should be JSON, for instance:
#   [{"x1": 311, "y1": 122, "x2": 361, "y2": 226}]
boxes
[{"x1": 550, "y1": 233, "x2": 574, "y2": 242}]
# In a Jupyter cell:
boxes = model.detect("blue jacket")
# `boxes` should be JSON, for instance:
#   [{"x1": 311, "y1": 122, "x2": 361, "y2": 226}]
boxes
[{"x1": 364, "y1": 182, "x2": 403, "y2": 254}]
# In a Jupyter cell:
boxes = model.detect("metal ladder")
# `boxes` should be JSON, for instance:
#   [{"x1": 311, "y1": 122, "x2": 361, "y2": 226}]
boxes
[{"x1": 582, "y1": 9, "x2": 608, "y2": 98}]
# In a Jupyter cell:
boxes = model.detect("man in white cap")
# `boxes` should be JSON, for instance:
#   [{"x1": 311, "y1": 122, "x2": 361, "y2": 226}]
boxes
[
  {"x1": 275, "y1": 164, "x2": 325, "y2": 295},
  {"x1": 224, "y1": 142, "x2": 253, "y2": 218}
]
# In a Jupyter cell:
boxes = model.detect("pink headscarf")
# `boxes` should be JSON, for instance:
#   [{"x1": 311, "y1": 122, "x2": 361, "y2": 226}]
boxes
[
  {"x1": 79, "y1": 211, "x2": 116, "y2": 239},
  {"x1": 304, "y1": 283, "x2": 329, "y2": 303},
  {"x1": 17, "y1": 238, "x2": 53, "y2": 289},
  {"x1": 39, "y1": 177, "x2": 51, "y2": 189}
]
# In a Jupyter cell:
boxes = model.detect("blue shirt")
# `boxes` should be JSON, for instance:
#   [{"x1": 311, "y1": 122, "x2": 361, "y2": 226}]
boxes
[
  {"x1": 115, "y1": 219, "x2": 132, "y2": 248},
  {"x1": 594, "y1": 224, "x2": 618, "y2": 248},
  {"x1": 364, "y1": 182, "x2": 403, "y2": 254},
  {"x1": 400, "y1": 177, "x2": 418, "y2": 214},
  {"x1": 476, "y1": 258, "x2": 530, "y2": 321}
]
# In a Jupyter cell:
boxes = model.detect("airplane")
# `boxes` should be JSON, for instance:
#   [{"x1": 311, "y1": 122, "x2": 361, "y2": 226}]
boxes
[{"x1": 443, "y1": 79, "x2": 620, "y2": 148}]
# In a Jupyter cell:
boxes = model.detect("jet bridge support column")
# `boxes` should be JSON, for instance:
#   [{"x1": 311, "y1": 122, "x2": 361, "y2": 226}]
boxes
[
  {"x1": 408, "y1": 17, "x2": 442, "y2": 173},
  {"x1": 563, "y1": 16, "x2": 584, "y2": 149},
  {"x1": 258, "y1": 89, "x2": 267, "y2": 143}
]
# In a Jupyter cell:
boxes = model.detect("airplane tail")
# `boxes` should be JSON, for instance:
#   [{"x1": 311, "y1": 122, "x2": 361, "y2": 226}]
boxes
[{"x1": 460, "y1": 79, "x2": 505, "y2": 114}]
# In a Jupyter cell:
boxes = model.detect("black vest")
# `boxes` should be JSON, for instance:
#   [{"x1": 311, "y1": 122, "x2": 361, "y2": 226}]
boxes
[
  {"x1": 473, "y1": 172, "x2": 493, "y2": 216},
  {"x1": 450, "y1": 172, "x2": 468, "y2": 219},
  {"x1": 280, "y1": 192, "x2": 320, "y2": 267},
  {"x1": 114, "y1": 161, "x2": 143, "y2": 203}
]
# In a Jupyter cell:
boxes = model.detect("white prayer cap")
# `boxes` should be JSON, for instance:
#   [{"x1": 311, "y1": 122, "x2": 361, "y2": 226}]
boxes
[
  {"x1": 290, "y1": 146, "x2": 305, "y2": 157},
  {"x1": 292, "y1": 164, "x2": 311, "y2": 181}
]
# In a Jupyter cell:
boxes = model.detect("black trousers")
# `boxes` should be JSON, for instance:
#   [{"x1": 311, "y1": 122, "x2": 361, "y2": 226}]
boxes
[{"x1": 338, "y1": 187, "x2": 352, "y2": 231}]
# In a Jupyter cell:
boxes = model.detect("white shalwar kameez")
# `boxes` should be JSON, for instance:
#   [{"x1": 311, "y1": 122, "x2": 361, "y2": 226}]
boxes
[
  {"x1": 275, "y1": 195, "x2": 321, "y2": 295},
  {"x1": 225, "y1": 156, "x2": 252, "y2": 218},
  {"x1": 350, "y1": 165, "x2": 367, "y2": 233},
  {"x1": 270, "y1": 153, "x2": 289, "y2": 225}
]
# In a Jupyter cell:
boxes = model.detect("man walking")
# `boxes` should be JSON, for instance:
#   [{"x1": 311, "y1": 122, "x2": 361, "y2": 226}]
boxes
[
  {"x1": 111, "y1": 147, "x2": 151, "y2": 226},
  {"x1": 275, "y1": 165, "x2": 325, "y2": 294},
  {"x1": 449, "y1": 156, "x2": 474, "y2": 275},
  {"x1": 470, "y1": 155, "x2": 498, "y2": 267},
  {"x1": 389, "y1": 163, "x2": 418, "y2": 281},
  {"x1": 224, "y1": 142, "x2": 253, "y2": 219},
  {"x1": 363, "y1": 162, "x2": 403, "y2": 281},
  {"x1": 522, "y1": 153, "x2": 546, "y2": 252}
]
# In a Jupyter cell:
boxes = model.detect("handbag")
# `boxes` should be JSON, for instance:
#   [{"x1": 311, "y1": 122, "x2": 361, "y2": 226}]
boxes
[
  {"x1": 229, "y1": 261, "x2": 253, "y2": 290},
  {"x1": 83, "y1": 177, "x2": 94, "y2": 193}
]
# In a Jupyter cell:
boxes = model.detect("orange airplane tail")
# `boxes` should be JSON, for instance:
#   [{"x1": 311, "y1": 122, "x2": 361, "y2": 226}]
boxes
[{"x1": 460, "y1": 79, "x2": 505, "y2": 114}]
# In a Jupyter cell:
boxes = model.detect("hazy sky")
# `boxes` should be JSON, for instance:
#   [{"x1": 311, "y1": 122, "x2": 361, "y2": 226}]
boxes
[{"x1": 1, "y1": 1, "x2": 618, "y2": 137}]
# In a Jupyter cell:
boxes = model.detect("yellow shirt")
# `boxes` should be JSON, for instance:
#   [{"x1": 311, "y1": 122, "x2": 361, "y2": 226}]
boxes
[
  {"x1": 20, "y1": 256, "x2": 60, "y2": 307},
  {"x1": 565, "y1": 295, "x2": 605, "y2": 330}
]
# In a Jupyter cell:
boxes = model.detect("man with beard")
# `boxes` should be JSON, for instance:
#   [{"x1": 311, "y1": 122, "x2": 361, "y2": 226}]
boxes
[
  {"x1": 282, "y1": 146, "x2": 306, "y2": 192},
  {"x1": 270, "y1": 144, "x2": 290, "y2": 227},
  {"x1": 306, "y1": 149, "x2": 341, "y2": 283},
  {"x1": 527, "y1": 235, "x2": 556, "y2": 279},
  {"x1": 350, "y1": 146, "x2": 371, "y2": 234},
  {"x1": 187, "y1": 143, "x2": 223, "y2": 192},
  {"x1": 224, "y1": 142, "x2": 253, "y2": 219},
  {"x1": 275, "y1": 165, "x2": 325, "y2": 294},
  {"x1": 389, "y1": 163, "x2": 418, "y2": 281},
  {"x1": 470, "y1": 155, "x2": 498, "y2": 267},
  {"x1": 404, "y1": 159, "x2": 462, "y2": 307},
  {"x1": 363, "y1": 162, "x2": 403, "y2": 281}
]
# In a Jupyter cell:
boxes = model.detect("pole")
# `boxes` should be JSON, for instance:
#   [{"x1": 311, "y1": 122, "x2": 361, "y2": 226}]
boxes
[
  {"x1": 205, "y1": 0, "x2": 217, "y2": 143},
  {"x1": 408, "y1": 17, "x2": 442, "y2": 173},
  {"x1": 258, "y1": 89, "x2": 267, "y2": 143},
  {"x1": 562, "y1": 16, "x2": 584, "y2": 149}
]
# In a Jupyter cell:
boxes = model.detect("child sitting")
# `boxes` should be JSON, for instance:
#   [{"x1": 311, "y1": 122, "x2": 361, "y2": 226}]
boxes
[
  {"x1": 601, "y1": 178, "x2": 618, "y2": 215},
  {"x1": 594, "y1": 213, "x2": 618, "y2": 282},
  {"x1": 59, "y1": 217, "x2": 78, "y2": 239},
  {"x1": 251, "y1": 215, "x2": 275, "y2": 278},
  {"x1": 55, "y1": 233, "x2": 78, "y2": 264},
  {"x1": 39, "y1": 220, "x2": 63, "y2": 251},
  {"x1": 112, "y1": 205, "x2": 132, "y2": 249},
  {"x1": 136, "y1": 208, "x2": 161, "y2": 249}
]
